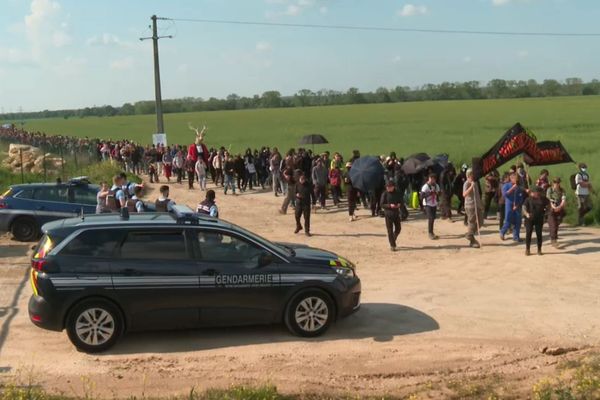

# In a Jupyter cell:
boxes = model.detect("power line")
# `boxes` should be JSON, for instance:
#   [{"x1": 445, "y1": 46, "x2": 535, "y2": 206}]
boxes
[{"x1": 162, "y1": 17, "x2": 600, "y2": 38}]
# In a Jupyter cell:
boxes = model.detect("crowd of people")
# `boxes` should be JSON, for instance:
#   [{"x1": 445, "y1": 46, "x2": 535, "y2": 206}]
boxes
[{"x1": 2, "y1": 125, "x2": 594, "y2": 256}]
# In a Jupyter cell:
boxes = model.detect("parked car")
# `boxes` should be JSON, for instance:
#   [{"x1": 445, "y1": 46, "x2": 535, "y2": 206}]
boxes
[
  {"x1": 28, "y1": 206, "x2": 361, "y2": 353},
  {"x1": 0, "y1": 178, "x2": 99, "y2": 241}
]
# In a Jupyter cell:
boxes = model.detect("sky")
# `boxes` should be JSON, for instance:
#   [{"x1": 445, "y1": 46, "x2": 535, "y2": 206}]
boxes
[{"x1": 0, "y1": 0, "x2": 599, "y2": 112}]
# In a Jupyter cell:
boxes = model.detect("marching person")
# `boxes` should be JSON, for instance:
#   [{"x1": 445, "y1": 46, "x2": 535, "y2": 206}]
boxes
[
  {"x1": 185, "y1": 155, "x2": 195, "y2": 190},
  {"x1": 223, "y1": 152, "x2": 237, "y2": 195},
  {"x1": 523, "y1": 186, "x2": 550, "y2": 256},
  {"x1": 483, "y1": 169, "x2": 500, "y2": 219},
  {"x1": 463, "y1": 169, "x2": 483, "y2": 248},
  {"x1": 421, "y1": 173, "x2": 441, "y2": 240},
  {"x1": 155, "y1": 185, "x2": 175, "y2": 212},
  {"x1": 439, "y1": 163, "x2": 456, "y2": 221},
  {"x1": 195, "y1": 157, "x2": 207, "y2": 191},
  {"x1": 344, "y1": 162, "x2": 358, "y2": 222},
  {"x1": 547, "y1": 177, "x2": 567, "y2": 247},
  {"x1": 575, "y1": 162, "x2": 593, "y2": 226},
  {"x1": 279, "y1": 162, "x2": 296, "y2": 214},
  {"x1": 312, "y1": 158, "x2": 328, "y2": 210},
  {"x1": 536, "y1": 169, "x2": 550, "y2": 192},
  {"x1": 294, "y1": 173, "x2": 312, "y2": 236},
  {"x1": 197, "y1": 189, "x2": 219, "y2": 217},
  {"x1": 381, "y1": 181, "x2": 403, "y2": 251},
  {"x1": 500, "y1": 173, "x2": 525, "y2": 242}
]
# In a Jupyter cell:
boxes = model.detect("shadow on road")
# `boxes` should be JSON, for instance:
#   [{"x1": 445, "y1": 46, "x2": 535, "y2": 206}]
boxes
[
  {"x1": 0, "y1": 267, "x2": 29, "y2": 367},
  {"x1": 104, "y1": 303, "x2": 438, "y2": 355}
]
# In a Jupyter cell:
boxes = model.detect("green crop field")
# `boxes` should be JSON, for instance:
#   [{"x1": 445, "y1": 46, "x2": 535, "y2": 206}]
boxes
[
  {"x1": 3, "y1": 95, "x2": 600, "y2": 223},
  {"x1": 16, "y1": 96, "x2": 600, "y2": 163}
]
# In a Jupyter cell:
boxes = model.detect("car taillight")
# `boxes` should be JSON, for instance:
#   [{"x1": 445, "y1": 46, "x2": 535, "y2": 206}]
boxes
[
  {"x1": 31, "y1": 314, "x2": 42, "y2": 323},
  {"x1": 0, "y1": 199, "x2": 7, "y2": 209},
  {"x1": 31, "y1": 259, "x2": 48, "y2": 272}
]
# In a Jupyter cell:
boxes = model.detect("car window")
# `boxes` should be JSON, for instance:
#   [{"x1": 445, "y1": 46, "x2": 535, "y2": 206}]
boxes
[
  {"x1": 71, "y1": 186, "x2": 98, "y2": 205},
  {"x1": 120, "y1": 230, "x2": 189, "y2": 260},
  {"x1": 197, "y1": 230, "x2": 264, "y2": 267},
  {"x1": 14, "y1": 188, "x2": 34, "y2": 199},
  {"x1": 33, "y1": 187, "x2": 69, "y2": 202},
  {"x1": 60, "y1": 229, "x2": 123, "y2": 258}
]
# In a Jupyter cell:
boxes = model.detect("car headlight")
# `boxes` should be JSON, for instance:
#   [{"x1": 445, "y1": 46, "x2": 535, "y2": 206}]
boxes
[{"x1": 335, "y1": 267, "x2": 355, "y2": 279}]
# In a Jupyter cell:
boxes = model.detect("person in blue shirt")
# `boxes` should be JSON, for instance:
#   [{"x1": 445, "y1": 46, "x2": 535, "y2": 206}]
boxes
[{"x1": 500, "y1": 173, "x2": 525, "y2": 242}]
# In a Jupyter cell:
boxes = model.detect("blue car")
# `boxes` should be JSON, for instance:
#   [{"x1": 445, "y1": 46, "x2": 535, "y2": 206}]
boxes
[{"x1": 0, "y1": 178, "x2": 99, "y2": 241}]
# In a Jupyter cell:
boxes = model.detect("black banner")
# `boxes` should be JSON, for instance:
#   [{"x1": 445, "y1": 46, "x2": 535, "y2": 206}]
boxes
[
  {"x1": 473, "y1": 123, "x2": 538, "y2": 178},
  {"x1": 524, "y1": 141, "x2": 574, "y2": 166}
]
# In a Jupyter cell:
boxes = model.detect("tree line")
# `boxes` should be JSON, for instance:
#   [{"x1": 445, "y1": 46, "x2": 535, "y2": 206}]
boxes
[{"x1": 3, "y1": 77, "x2": 600, "y2": 121}]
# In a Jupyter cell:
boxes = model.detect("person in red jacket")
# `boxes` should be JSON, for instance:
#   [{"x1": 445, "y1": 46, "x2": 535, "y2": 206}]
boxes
[{"x1": 188, "y1": 124, "x2": 209, "y2": 166}]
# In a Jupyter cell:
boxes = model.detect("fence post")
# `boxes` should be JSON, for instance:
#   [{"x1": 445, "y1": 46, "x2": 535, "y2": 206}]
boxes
[
  {"x1": 43, "y1": 153, "x2": 47, "y2": 182},
  {"x1": 19, "y1": 149, "x2": 24, "y2": 183}
]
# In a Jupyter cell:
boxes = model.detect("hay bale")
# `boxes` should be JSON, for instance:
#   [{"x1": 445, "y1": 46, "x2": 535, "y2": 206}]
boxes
[{"x1": 8, "y1": 144, "x2": 31, "y2": 154}]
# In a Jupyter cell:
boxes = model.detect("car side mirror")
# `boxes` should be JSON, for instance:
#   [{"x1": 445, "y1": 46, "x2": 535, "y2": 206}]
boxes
[{"x1": 258, "y1": 252, "x2": 273, "y2": 267}]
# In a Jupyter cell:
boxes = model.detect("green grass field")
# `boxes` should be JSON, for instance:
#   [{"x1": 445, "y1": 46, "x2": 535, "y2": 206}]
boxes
[{"x1": 5, "y1": 96, "x2": 600, "y2": 223}]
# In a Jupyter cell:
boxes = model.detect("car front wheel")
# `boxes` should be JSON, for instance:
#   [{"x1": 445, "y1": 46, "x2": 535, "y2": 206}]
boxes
[
  {"x1": 11, "y1": 217, "x2": 38, "y2": 242},
  {"x1": 66, "y1": 300, "x2": 123, "y2": 353},
  {"x1": 285, "y1": 290, "x2": 334, "y2": 337}
]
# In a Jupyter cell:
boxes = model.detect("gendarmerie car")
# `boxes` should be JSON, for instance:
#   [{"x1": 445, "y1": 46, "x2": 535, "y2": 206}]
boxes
[{"x1": 28, "y1": 206, "x2": 361, "y2": 353}]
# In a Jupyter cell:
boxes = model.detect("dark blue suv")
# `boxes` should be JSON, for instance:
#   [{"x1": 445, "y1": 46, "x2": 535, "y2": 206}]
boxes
[{"x1": 0, "y1": 178, "x2": 99, "y2": 241}]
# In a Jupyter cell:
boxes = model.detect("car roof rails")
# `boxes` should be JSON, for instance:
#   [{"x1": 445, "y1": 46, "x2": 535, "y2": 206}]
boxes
[
  {"x1": 69, "y1": 176, "x2": 91, "y2": 185},
  {"x1": 169, "y1": 204, "x2": 200, "y2": 225}
]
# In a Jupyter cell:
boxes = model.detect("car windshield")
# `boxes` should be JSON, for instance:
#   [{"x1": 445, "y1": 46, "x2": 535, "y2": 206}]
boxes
[{"x1": 219, "y1": 219, "x2": 292, "y2": 258}]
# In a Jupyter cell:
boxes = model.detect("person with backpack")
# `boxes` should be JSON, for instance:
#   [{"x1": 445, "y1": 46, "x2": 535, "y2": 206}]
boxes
[
  {"x1": 421, "y1": 173, "x2": 441, "y2": 240},
  {"x1": 197, "y1": 189, "x2": 219, "y2": 217},
  {"x1": 381, "y1": 181, "x2": 403, "y2": 252},
  {"x1": 106, "y1": 175, "x2": 127, "y2": 212},
  {"x1": 547, "y1": 177, "x2": 567, "y2": 247},
  {"x1": 573, "y1": 163, "x2": 593, "y2": 226},
  {"x1": 155, "y1": 185, "x2": 174, "y2": 212},
  {"x1": 126, "y1": 186, "x2": 146, "y2": 213}
]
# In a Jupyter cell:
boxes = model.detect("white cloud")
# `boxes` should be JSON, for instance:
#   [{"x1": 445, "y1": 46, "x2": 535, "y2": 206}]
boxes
[
  {"x1": 109, "y1": 57, "x2": 134, "y2": 71},
  {"x1": 24, "y1": 0, "x2": 72, "y2": 58},
  {"x1": 398, "y1": 4, "x2": 428, "y2": 17},
  {"x1": 87, "y1": 33, "x2": 129, "y2": 47},
  {"x1": 256, "y1": 41, "x2": 273, "y2": 52},
  {"x1": 284, "y1": 4, "x2": 301, "y2": 16},
  {"x1": 492, "y1": 0, "x2": 511, "y2": 5}
]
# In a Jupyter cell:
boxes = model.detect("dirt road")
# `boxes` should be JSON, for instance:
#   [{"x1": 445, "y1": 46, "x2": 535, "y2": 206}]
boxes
[{"x1": 1, "y1": 181, "x2": 599, "y2": 398}]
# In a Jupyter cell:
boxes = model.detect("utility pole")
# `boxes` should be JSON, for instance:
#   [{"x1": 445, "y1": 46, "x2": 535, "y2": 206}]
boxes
[{"x1": 140, "y1": 15, "x2": 172, "y2": 135}]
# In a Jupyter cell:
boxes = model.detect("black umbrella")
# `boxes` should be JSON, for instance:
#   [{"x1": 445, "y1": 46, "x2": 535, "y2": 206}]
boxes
[
  {"x1": 298, "y1": 134, "x2": 328, "y2": 152},
  {"x1": 401, "y1": 155, "x2": 433, "y2": 175},
  {"x1": 432, "y1": 153, "x2": 450, "y2": 168},
  {"x1": 348, "y1": 156, "x2": 385, "y2": 192},
  {"x1": 298, "y1": 134, "x2": 328, "y2": 145}
]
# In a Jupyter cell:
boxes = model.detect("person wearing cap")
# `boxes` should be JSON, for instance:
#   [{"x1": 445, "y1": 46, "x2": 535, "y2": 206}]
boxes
[
  {"x1": 575, "y1": 162, "x2": 593, "y2": 226},
  {"x1": 380, "y1": 181, "x2": 403, "y2": 251},
  {"x1": 523, "y1": 185, "x2": 550, "y2": 256},
  {"x1": 462, "y1": 168, "x2": 483, "y2": 248},
  {"x1": 547, "y1": 177, "x2": 566, "y2": 247}
]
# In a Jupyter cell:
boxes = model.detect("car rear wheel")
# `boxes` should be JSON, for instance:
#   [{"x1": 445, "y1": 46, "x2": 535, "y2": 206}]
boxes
[
  {"x1": 285, "y1": 290, "x2": 334, "y2": 337},
  {"x1": 66, "y1": 300, "x2": 123, "y2": 353},
  {"x1": 11, "y1": 217, "x2": 38, "y2": 242}
]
